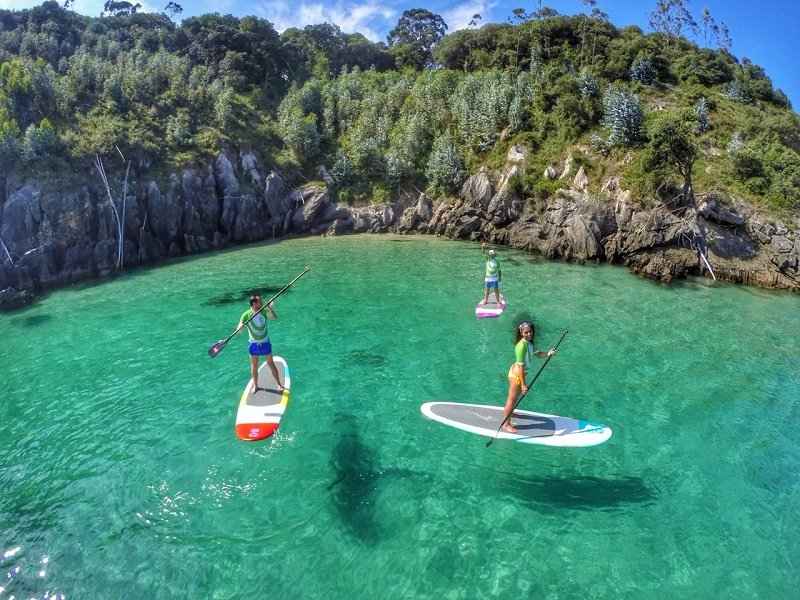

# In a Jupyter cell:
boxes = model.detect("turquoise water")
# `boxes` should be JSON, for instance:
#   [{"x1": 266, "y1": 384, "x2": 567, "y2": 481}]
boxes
[{"x1": 2, "y1": 234, "x2": 799, "y2": 599}]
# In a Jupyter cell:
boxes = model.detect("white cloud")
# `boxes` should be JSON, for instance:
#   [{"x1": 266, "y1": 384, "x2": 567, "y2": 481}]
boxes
[
  {"x1": 0, "y1": 1, "x2": 161, "y2": 16},
  {"x1": 0, "y1": 0, "x2": 46, "y2": 9},
  {"x1": 442, "y1": 1, "x2": 495, "y2": 32},
  {"x1": 254, "y1": 1, "x2": 397, "y2": 42},
  {"x1": 198, "y1": 0, "x2": 237, "y2": 14},
  {"x1": 0, "y1": 0, "x2": 397, "y2": 40},
  {"x1": 0, "y1": 0, "x2": 36, "y2": 9}
]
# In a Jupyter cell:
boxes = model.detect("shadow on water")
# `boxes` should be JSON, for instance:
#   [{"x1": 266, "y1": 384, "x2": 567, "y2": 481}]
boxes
[
  {"x1": 327, "y1": 414, "x2": 421, "y2": 544},
  {"x1": 11, "y1": 314, "x2": 52, "y2": 327},
  {"x1": 204, "y1": 285, "x2": 289, "y2": 306},
  {"x1": 345, "y1": 349, "x2": 387, "y2": 367},
  {"x1": 495, "y1": 474, "x2": 657, "y2": 511}
]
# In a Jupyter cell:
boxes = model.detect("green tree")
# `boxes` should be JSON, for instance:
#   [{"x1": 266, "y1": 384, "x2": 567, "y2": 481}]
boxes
[
  {"x1": 426, "y1": 131, "x2": 465, "y2": 194},
  {"x1": 648, "y1": 0, "x2": 697, "y2": 48},
  {"x1": 642, "y1": 111, "x2": 697, "y2": 199},
  {"x1": 694, "y1": 97, "x2": 710, "y2": 133},
  {"x1": 602, "y1": 86, "x2": 643, "y2": 146},
  {"x1": 387, "y1": 9, "x2": 448, "y2": 70},
  {"x1": 103, "y1": 1, "x2": 142, "y2": 17},
  {"x1": 164, "y1": 2, "x2": 182, "y2": 21},
  {"x1": 22, "y1": 117, "x2": 59, "y2": 161},
  {"x1": 0, "y1": 111, "x2": 21, "y2": 174}
]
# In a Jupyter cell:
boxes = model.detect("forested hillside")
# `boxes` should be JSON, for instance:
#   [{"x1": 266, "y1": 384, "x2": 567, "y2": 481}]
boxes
[{"x1": 0, "y1": 1, "x2": 798, "y2": 213}]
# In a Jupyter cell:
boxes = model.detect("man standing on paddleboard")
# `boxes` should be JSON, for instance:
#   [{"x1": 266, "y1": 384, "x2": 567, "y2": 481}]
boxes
[
  {"x1": 235, "y1": 295, "x2": 284, "y2": 392},
  {"x1": 480, "y1": 242, "x2": 502, "y2": 306}
]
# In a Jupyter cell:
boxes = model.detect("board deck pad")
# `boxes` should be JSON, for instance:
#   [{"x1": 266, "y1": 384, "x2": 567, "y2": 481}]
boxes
[
  {"x1": 420, "y1": 401, "x2": 612, "y2": 447},
  {"x1": 235, "y1": 356, "x2": 291, "y2": 441},
  {"x1": 475, "y1": 294, "x2": 506, "y2": 319}
]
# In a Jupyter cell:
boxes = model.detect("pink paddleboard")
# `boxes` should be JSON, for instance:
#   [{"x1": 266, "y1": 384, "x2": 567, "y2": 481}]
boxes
[{"x1": 475, "y1": 295, "x2": 506, "y2": 319}]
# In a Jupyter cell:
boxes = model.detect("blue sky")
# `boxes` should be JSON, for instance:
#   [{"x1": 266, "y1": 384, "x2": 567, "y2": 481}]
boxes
[{"x1": 1, "y1": 1, "x2": 798, "y2": 108}]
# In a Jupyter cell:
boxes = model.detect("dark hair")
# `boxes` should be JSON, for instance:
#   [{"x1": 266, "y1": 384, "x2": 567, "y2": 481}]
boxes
[
  {"x1": 249, "y1": 295, "x2": 261, "y2": 306},
  {"x1": 514, "y1": 320, "x2": 535, "y2": 345}
]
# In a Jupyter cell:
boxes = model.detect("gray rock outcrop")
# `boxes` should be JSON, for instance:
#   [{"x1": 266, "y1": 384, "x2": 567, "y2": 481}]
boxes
[{"x1": 1, "y1": 146, "x2": 798, "y2": 310}]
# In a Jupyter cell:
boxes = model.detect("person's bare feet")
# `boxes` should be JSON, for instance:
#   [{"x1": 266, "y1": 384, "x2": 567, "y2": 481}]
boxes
[{"x1": 502, "y1": 422, "x2": 518, "y2": 434}]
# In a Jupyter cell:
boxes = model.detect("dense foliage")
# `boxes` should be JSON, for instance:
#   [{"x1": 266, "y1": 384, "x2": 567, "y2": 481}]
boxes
[{"x1": 0, "y1": 1, "x2": 797, "y2": 211}]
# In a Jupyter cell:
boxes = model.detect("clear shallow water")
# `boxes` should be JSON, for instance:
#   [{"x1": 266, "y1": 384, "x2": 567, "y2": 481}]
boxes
[{"x1": 1, "y1": 234, "x2": 799, "y2": 599}]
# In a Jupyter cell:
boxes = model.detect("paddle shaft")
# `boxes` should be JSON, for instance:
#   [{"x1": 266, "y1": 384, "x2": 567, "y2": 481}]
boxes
[
  {"x1": 209, "y1": 266, "x2": 310, "y2": 356},
  {"x1": 486, "y1": 329, "x2": 568, "y2": 447}
]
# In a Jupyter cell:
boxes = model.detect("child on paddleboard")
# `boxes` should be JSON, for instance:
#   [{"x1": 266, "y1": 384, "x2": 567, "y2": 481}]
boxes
[
  {"x1": 480, "y1": 242, "x2": 502, "y2": 306},
  {"x1": 235, "y1": 295, "x2": 284, "y2": 392},
  {"x1": 503, "y1": 320, "x2": 556, "y2": 433}
]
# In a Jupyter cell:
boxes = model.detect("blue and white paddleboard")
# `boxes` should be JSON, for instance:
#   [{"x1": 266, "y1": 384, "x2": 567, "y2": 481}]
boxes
[{"x1": 421, "y1": 401, "x2": 612, "y2": 447}]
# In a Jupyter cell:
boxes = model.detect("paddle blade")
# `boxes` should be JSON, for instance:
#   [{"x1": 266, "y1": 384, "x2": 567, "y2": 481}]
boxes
[{"x1": 208, "y1": 339, "x2": 226, "y2": 358}]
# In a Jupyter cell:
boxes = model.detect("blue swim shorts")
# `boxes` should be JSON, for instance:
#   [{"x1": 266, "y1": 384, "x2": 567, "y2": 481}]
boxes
[
  {"x1": 485, "y1": 280, "x2": 499, "y2": 289},
  {"x1": 248, "y1": 341, "x2": 272, "y2": 356}
]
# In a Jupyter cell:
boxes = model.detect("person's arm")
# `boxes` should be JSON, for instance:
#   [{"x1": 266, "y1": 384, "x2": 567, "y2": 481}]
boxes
[
  {"x1": 535, "y1": 348, "x2": 557, "y2": 358},
  {"x1": 266, "y1": 302, "x2": 278, "y2": 320},
  {"x1": 234, "y1": 317, "x2": 245, "y2": 336},
  {"x1": 514, "y1": 342, "x2": 529, "y2": 394}
]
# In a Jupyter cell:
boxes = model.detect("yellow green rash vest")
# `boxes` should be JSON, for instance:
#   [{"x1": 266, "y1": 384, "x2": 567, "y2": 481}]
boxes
[
  {"x1": 240, "y1": 309, "x2": 269, "y2": 342},
  {"x1": 485, "y1": 258, "x2": 499, "y2": 281}
]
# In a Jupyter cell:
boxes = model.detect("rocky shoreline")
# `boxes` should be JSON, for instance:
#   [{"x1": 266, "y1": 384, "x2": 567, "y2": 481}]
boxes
[{"x1": 1, "y1": 146, "x2": 798, "y2": 310}]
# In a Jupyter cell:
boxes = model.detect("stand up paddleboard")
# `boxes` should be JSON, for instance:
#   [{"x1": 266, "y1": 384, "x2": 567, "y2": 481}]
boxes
[
  {"x1": 420, "y1": 401, "x2": 612, "y2": 447},
  {"x1": 235, "y1": 356, "x2": 291, "y2": 441},
  {"x1": 475, "y1": 294, "x2": 506, "y2": 319}
]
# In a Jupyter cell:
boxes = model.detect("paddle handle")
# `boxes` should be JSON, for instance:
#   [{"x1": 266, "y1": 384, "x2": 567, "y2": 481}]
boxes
[
  {"x1": 486, "y1": 329, "x2": 568, "y2": 447},
  {"x1": 208, "y1": 266, "x2": 310, "y2": 357}
]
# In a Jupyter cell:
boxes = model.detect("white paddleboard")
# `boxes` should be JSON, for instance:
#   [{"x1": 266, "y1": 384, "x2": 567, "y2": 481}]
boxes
[
  {"x1": 420, "y1": 401, "x2": 612, "y2": 447},
  {"x1": 475, "y1": 294, "x2": 506, "y2": 319},
  {"x1": 235, "y1": 356, "x2": 291, "y2": 441}
]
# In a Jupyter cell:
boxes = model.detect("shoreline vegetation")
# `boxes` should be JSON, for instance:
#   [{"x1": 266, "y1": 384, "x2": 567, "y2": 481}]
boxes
[{"x1": 0, "y1": 1, "x2": 798, "y2": 309}]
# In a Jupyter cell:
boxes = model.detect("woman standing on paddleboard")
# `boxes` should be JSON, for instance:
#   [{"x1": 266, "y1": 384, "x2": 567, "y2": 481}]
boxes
[
  {"x1": 235, "y1": 295, "x2": 284, "y2": 392},
  {"x1": 503, "y1": 321, "x2": 556, "y2": 433},
  {"x1": 480, "y1": 243, "x2": 502, "y2": 306}
]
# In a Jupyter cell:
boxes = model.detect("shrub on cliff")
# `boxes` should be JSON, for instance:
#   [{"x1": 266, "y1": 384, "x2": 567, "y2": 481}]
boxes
[
  {"x1": 640, "y1": 111, "x2": 697, "y2": 198},
  {"x1": 426, "y1": 132, "x2": 465, "y2": 195},
  {"x1": 629, "y1": 55, "x2": 656, "y2": 85},
  {"x1": 278, "y1": 86, "x2": 321, "y2": 162},
  {"x1": 694, "y1": 97, "x2": 710, "y2": 133},
  {"x1": 672, "y1": 48, "x2": 732, "y2": 86},
  {"x1": 577, "y1": 71, "x2": 599, "y2": 98},
  {"x1": 387, "y1": 112, "x2": 432, "y2": 179},
  {"x1": 725, "y1": 78, "x2": 752, "y2": 104},
  {"x1": 22, "y1": 118, "x2": 59, "y2": 161},
  {"x1": 451, "y1": 71, "x2": 514, "y2": 153},
  {"x1": 602, "y1": 86, "x2": 643, "y2": 146},
  {"x1": 731, "y1": 141, "x2": 800, "y2": 209}
]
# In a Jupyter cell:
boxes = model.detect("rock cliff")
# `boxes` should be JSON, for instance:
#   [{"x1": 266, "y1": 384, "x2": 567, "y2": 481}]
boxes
[{"x1": 1, "y1": 146, "x2": 797, "y2": 309}]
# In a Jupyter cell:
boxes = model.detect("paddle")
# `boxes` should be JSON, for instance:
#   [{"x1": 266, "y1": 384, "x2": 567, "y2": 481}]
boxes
[
  {"x1": 207, "y1": 266, "x2": 311, "y2": 358},
  {"x1": 485, "y1": 329, "x2": 568, "y2": 448}
]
